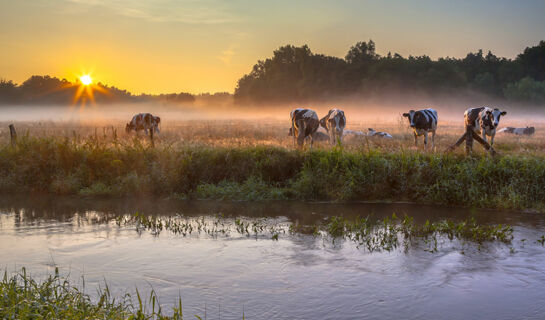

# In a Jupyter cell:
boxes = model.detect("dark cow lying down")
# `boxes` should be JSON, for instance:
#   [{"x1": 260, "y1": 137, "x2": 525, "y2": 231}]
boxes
[
  {"x1": 126, "y1": 113, "x2": 161, "y2": 136},
  {"x1": 287, "y1": 129, "x2": 329, "y2": 142},
  {"x1": 498, "y1": 126, "x2": 535, "y2": 135}
]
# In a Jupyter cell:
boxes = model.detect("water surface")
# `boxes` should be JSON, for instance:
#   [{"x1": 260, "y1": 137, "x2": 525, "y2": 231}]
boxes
[{"x1": 1, "y1": 196, "x2": 544, "y2": 320}]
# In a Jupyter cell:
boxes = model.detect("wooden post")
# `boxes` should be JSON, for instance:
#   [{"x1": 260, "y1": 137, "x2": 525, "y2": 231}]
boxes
[
  {"x1": 446, "y1": 125, "x2": 496, "y2": 155},
  {"x1": 150, "y1": 127, "x2": 155, "y2": 147},
  {"x1": 9, "y1": 124, "x2": 17, "y2": 147},
  {"x1": 112, "y1": 126, "x2": 117, "y2": 141}
]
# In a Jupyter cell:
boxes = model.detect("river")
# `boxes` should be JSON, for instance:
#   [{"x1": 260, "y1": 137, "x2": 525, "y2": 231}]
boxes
[{"x1": 1, "y1": 196, "x2": 544, "y2": 319}]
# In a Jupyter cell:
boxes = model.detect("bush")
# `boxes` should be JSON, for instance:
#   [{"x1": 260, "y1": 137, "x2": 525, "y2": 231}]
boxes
[{"x1": 503, "y1": 76, "x2": 545, "y2": 103}]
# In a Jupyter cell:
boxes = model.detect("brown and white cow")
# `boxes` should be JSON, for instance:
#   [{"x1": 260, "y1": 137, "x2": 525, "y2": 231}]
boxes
[
  {"x1": 319, "y1": 108, "x2": 346, "y2": 145},
  {"x1": 126, "y1": 113, "x2": 161, "y2": 136},
  {"x1": 465, "y1": 107, "x2": 506, "y2": 146},
  {"x1": 289, "y1": 108, "x2": 319, "y2": 147}
]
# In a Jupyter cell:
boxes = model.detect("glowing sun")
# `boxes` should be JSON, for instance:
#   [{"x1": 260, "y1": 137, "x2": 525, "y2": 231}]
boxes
[{"x1": 80, "y1": 74, "x2": 92, "y2": 85}]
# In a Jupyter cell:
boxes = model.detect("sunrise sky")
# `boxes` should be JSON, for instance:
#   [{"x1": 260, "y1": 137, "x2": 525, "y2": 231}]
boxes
[{"x1": 1, "y1": 0, "x2": 545, "y2": 94}]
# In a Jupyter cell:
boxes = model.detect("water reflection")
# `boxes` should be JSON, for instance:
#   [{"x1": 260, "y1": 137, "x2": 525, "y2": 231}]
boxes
[{"x1": 1, "y1": 195, "x2": 545, "y2": 320}]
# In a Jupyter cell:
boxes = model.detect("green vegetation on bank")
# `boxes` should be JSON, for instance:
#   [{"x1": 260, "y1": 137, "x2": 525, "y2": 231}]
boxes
[
  {"x1": 0, "y1": 268, "x2": 187, "y2": 319},
  {"x1": 1, "y1": 137, "x2": 545, "y2": 211}
]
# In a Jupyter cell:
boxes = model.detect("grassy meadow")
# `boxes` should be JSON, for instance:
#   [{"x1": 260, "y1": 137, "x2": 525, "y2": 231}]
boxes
[{"x1": 1, "y1": 119, "x2": 545, "y2": 211}]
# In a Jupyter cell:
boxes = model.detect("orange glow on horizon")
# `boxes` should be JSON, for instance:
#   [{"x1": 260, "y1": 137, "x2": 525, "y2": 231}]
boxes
[{"x1": 72, "y1": 72, "x2": 107, "y2": 107}]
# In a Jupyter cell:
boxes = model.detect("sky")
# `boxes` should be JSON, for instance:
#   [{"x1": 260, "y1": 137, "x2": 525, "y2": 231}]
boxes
[{"x1": 1, "y1": 0, "x2": 545, "y2": 94}]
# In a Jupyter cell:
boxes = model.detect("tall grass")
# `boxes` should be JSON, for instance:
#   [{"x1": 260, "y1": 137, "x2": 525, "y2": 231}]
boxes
[
  {"x1": 1, "y1": 136, "x2": 545, "y2": 211},
  {"x1": 0, "y1": 267, "x2": 185, "y2": 319}
]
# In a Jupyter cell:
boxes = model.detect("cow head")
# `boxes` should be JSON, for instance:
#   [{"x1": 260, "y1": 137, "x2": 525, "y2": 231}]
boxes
[
  {"x1": 319, "y1": 110, "x2": 334, "y2": 132},
  {"x1": 125, "y1": 123, "x2": 134, "y2": 133},
  {"x1": 153, "y1": 116, "x2": 161, "y2": 134},
  {"x1": 484, "y1": 108, "x2": 507, "y2": 128},
  {"x1": 403, "y1": 110, "x2": 416, "y2": 128}
]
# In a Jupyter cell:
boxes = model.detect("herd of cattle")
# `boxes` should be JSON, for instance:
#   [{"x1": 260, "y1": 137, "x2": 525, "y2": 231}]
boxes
[{"x1": 126, "y1": 107, "x2": 536, "y2": 153}]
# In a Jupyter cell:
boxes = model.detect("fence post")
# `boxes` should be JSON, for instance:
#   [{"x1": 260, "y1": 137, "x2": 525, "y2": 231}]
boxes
[
  {"x1": 150, "y1": 127, "x2": 155, "y2": 147},
  {"x1": 9, "y1": 124, "x2": 17, "y2": 147}
]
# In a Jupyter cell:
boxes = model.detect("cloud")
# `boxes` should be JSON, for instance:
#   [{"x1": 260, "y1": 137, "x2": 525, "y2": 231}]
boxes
[
  {"x1": 219, "y1": 44, "x2": 237, "y2": 66},
  {"x1": 65, "y1": 0, "x2": 239, "y2": 24}
]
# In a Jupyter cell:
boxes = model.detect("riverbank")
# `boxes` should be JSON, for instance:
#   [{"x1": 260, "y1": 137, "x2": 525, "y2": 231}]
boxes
[{"x1": 1, "y1": 137, "x2": 544, "y2": 211}]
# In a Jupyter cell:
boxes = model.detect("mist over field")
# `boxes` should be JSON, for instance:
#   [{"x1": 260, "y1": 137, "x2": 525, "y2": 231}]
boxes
[{"x1": 2, "y1": 92, "x2": 545, "y2": 127}]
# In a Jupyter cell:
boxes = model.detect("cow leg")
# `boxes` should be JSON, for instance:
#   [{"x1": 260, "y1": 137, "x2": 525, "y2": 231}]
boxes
[
  {"x1": 292, "y1": 124, "x2": 297, "y2": 146},
  {"x1": 482, "y1": 131, "x2": 487, "y2": 144},
  {"x1": 423, "y1": 132, "x2": 428, "y2": 150},
  {"x1": 330, "y1": 128, "x2": 335, "y2": 145},
  {"x1": 431, "y1": 130, "x2": 436, "y2": 150},
  {"x1": 296, "y1": 120, "x2": 306, "y2": 147},
  {"x1": 338, "y1": 128, "x2": 343, "y2": 145},
  {"x1": 490, "y1": 134, "x2": 495, "y2": 147},
  {"x1": 413, "y1": 132, "x2": 418, "y2": 147},
  {"x1": 465, "y1": 127, "x2": 474, "y2": 154}
]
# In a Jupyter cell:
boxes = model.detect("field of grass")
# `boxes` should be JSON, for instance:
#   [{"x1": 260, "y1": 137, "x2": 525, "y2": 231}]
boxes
[
  {"x1": 2, "y1": 118, "x2": 544, "y2": 154},
  {"x1": 1, "y1": 119, "x2": 545, "y2": 211}
]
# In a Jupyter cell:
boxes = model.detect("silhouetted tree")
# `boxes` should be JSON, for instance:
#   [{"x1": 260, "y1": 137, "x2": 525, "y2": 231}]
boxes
[{"x1": 234, "y1": 40, "x2": 545, "y2": 105}]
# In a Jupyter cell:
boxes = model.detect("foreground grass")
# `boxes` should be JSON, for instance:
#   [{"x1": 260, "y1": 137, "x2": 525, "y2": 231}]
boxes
[
  {"x1": 1, "y1": 136, "x2": 545, "y2": 211},
  {"x1": 0, "y1": 268, "x2": 185, "y2": 320}
]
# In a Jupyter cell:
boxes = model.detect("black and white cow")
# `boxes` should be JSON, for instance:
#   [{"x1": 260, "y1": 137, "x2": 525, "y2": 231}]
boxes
[
  {"x1": 402, "y1": 108, "x2": 438, "y2": 150},
  {"x1": 126, "y1": 113, "x2": 161, "y2": 136},
  {"x1": 319, "y1": 108, "x2": 346, "y2": 145},
  {"x1": 290, "y1": 108, "x2": 320, "y2": 147},
  {"x1": 465, "y1": 107, "x2": 507, "y2": 146},
  {"x1": 498, "y1": 126, "x2": 534, "y2": 136}
]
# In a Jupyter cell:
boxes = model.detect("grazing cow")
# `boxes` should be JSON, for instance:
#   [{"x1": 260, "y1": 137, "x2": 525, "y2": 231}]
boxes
[
  {"x1": 465, "y1": 107, "x2": 506, "y2": 147},
  {"x1": 290, "y1": 108, "x2": 320, "y2": 147},
  {"x1": 319, "y1": 108, "x2": 346, "y2": 145},
  {"x1": 126, "y1": 113, "x2": 161, "y2": 136},
  {"x1": 498, "y1": 126, "x2": 534, "y2": 135},
  {"x1": 402, "y1": 108, "x2": 438, "y2": 150},
  {"x1": 367, "y1": 128, "x2": 393, "y2": 138}
]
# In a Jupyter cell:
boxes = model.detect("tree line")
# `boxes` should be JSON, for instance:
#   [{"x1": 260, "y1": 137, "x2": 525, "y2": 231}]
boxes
[
  {"x1": 2, "y1": 40, "x2": 544, "y2": 106},
  {"x1": 0, "y1": 75, "x2": 231, "y2": 106},
  {"x1": 234, "y1": 40, "x2": 545, "y2": 105}
]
